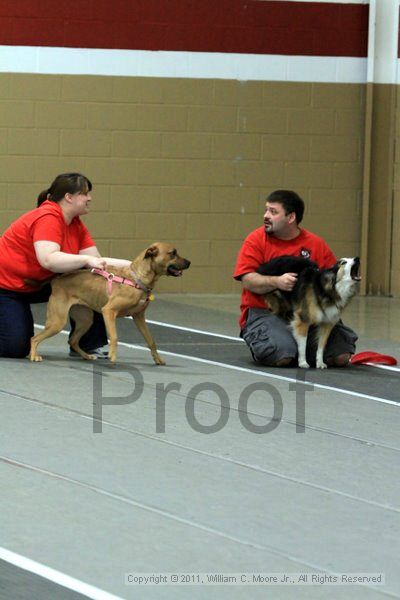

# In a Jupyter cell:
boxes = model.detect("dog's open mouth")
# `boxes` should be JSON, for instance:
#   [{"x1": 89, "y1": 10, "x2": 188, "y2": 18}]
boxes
[
  {"x1": 351, "y1": 259, "x2": 361, "y2": 281},
  {"x1": 167, "y1": 265, "x2": 183, "y2": 277}
]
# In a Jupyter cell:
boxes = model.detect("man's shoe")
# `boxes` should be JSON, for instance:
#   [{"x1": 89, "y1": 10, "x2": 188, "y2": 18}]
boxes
[{"x1": 69, "y1": 346, "x2": 109, "y2": 359}]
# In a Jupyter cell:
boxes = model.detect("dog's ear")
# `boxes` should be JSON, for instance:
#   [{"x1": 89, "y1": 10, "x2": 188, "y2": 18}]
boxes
[{"x1": 144, "y1": 245, "x2": 159, "y2": 259}]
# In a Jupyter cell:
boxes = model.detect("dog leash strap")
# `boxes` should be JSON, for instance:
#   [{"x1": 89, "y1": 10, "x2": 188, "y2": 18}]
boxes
[
  {"x1": 90, "y1": 268, "x2": 154, "y2": 300},
  {"x1": 91, "y1": 268, "x2": 134, "y2": 294}
]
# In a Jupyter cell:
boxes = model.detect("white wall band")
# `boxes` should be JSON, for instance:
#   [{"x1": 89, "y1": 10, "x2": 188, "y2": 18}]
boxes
[{"x1": 0, "y1": 46, "x2": 368, "y2": 83}]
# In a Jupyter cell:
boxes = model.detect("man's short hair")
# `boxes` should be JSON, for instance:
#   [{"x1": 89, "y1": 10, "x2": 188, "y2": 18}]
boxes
[{"x1": 266, "y1": 190, "x2": 305, "y2": 224}]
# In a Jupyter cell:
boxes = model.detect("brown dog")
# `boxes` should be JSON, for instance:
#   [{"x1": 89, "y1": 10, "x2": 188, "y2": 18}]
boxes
[{"x1": 29, "y1": 242, "x2": 190, "y2": 364}]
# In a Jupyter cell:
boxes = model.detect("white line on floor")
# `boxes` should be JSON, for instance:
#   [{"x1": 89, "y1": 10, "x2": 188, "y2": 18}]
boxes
[
  {"x1": 34, "y1": 324, "x2": 399, "y2": 407},
  {"x1": 363, "y1": 363, "x2": 400, "y2": 372},
  {"x1": 0, "y1": 456, "x2": 391, "y2": 595},
  {"x1": 0, "y1": 547, "x2": 123, "y2": 600},
  {"x1": 145, "y1": 320, "x2": 400, "y2": 372},
  {"x1": 121, "y1": 343, "x2": 400, "y2": 407},
  {"x1": 145, "y1": 319, "x2": 244, "y2": 341}
]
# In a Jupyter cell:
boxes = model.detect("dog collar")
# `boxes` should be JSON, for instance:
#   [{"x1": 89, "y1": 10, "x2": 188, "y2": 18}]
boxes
[
  {"x1": 91, "y1": 268, "x2": 154, "y2": 300},
  {"x1": 129, "y1": 269, "x2": 153, "y2": 296}
]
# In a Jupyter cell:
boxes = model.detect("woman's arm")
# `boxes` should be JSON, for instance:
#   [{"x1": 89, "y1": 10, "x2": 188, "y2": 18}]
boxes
[
  {"x1": 80, "y1": 246, "x2": 132, "y2": 268},
  {"x1": 34, "y1": 241, "x2": 107, "y2": 272}
]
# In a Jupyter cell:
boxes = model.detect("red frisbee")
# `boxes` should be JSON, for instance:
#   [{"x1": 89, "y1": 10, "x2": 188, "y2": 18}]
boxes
[{"x1": 350, "y1": 351, "x2": 398, "y2": 366}]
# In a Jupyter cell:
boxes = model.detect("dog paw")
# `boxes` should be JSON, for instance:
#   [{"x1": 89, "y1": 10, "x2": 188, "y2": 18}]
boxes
[
  {"x1": 154, "y1": 356, "x2": 166, "y2": 366},
  {"x1": 317, "y1": 361, "x2": 328, "y2": 369},
  {"x1": 298, "y1": 361, "x2": 310, "y2": 369},
  {"x1": 30, "y1": 354, "x2": 43, "y2": 362}
]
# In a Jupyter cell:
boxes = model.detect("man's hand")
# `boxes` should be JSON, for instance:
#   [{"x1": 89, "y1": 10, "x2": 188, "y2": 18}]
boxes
[
  {"x1": 242, "y1": 271, "x2": 298, "y2": 294},
  {"x1": 276, "y1": 272, "x2": 298, "y2": 291}
]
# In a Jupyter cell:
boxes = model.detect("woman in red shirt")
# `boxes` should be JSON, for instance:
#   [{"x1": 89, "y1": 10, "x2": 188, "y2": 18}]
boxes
[{"x1": 0, "y1": 172, "x2": 130, "y2": 358}]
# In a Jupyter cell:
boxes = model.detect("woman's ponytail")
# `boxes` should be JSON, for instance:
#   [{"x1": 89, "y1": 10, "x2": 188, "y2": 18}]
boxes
[{"x1": 36, "y1": 189, "x2": 51, "y2": 207}]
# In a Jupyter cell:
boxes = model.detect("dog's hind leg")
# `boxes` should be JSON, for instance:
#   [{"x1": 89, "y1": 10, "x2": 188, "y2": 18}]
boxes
[
  {"x1": 101, "y1": 305, "x2": 119, "y2": 363},
  {"x1": 29, "y1": 294, "x2": 73, "y2": 362},
  {"x1": 265, "y1": 292, "x2": 290, "y2": 318},
  {"x1": 133, "y1": 311, "x2": 165, "y2": 365},
  {"x1": 315, "y1": 322, "x2": 335, "y2": 369},
  {"x1": 291, "y1": 313, "x2": 310, "y2": 368},
  {"x1": 68, "y1": 305, "x2": 98, "y2": 360}
]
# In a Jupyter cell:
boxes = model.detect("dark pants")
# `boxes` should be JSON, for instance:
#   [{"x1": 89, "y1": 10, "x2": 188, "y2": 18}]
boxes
[
  {"x1": 241, "y1": 308, "x2": 358, "y2": 367},
  {"x1": 0, "y1": 286, "x2": 107, "y2": 358}
]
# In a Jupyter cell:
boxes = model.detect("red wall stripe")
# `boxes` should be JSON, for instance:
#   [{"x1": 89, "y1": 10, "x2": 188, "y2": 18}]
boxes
[{"x1": 0, "y1": 1, "x2": 368, "y2": 57}]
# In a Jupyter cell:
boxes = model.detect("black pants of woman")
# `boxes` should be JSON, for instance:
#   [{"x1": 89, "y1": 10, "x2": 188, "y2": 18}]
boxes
[{"x1": 0, "y1": 285, "x2": 107, "y2": 358}]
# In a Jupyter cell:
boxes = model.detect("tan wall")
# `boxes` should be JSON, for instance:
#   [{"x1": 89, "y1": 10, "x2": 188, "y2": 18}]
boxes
[
  {"x1": 392, "y1": 85, "x2": 400, "y2": 296},
  {"x1": 0, "y1": 73, "x2": 365, "y2": 293},
  {"x1": 362, "y1": 84, "x2": 396, "y2": 296},
  {"x1": 359, "y1": 83, "x2": 400, "y2": 298}
]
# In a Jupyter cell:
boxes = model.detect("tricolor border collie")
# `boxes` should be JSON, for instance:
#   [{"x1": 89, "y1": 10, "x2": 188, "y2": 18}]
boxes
[{"x1": 257, "y1": 256, "x2": 361, "y2": 369}]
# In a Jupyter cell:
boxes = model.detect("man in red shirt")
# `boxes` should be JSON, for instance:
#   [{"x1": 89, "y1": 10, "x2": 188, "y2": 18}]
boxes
[{"x1": 234, "y1": 190, "x2": 357, "y2": 367}]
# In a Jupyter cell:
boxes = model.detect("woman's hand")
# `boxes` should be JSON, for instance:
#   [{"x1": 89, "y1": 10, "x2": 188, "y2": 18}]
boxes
[
  {"x1": 80, "y1": 246, "x2": 132, "y2": 269},
  {"x1": 34, "y1": 241, "x2": 107, "y2": 273},
  {"x1": 84, "y1": 256, "x2": 107, "y2": 270}
]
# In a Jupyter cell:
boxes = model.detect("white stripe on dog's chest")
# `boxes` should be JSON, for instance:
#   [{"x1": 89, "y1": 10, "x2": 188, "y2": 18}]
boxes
[{"x1": 336, "y1": 279, "x2": 356, "y2": 305}]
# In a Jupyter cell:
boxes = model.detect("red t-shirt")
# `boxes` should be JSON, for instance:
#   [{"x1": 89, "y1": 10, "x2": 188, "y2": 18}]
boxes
[
  {"x1": 233, "y1": 226, "x2": 337, "y2": 330},
  {"x1": 0, "y1": 200, "x2": 94, "y2": 292}
]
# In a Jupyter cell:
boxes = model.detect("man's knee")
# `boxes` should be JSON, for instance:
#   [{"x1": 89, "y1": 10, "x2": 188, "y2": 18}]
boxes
[
  {"x1": 242, "y1": 311, "x2": 297, "y2": 366},
  {"x1": 273, "y1": 357, "x2": 295, "y2": 367},
  {"x1": 326, "y1": 352, "x2": 351, "y2": 368},
  {"x1": 248, "y1": 343, "x2": 296, "y2": 366}
]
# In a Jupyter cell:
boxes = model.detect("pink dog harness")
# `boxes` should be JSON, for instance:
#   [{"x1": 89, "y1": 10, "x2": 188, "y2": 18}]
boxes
[{"x1": 91, "y1": 268, "x2": 154, "y2": 300}]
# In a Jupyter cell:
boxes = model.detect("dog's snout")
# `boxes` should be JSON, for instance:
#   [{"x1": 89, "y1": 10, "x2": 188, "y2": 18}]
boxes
[{"x1": 176, "y1": 257, "x2": 190, "y2": 270}]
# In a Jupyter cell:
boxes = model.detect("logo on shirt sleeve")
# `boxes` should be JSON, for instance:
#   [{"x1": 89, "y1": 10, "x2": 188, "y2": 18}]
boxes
[{"x1": 300, "y1": 248, "x2": 311, "y2": 259}]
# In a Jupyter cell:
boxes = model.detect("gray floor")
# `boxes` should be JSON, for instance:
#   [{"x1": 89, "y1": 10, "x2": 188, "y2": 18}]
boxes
[{"x1": 1, "y1": 294, "x2": 399, "y2": 599}]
